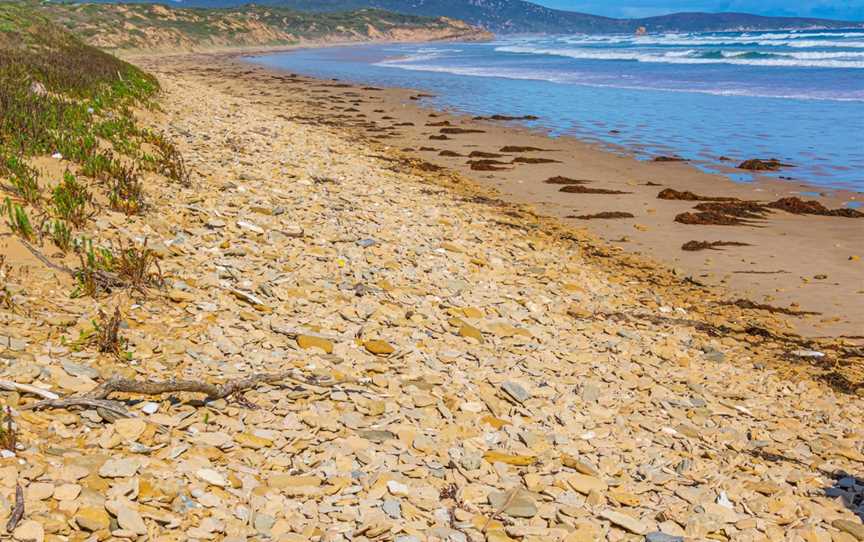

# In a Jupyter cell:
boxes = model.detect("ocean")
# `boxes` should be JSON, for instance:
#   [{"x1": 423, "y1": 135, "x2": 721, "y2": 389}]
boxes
[{"x1": 249, "y1": 29, "x2": 864, "y2": 192}]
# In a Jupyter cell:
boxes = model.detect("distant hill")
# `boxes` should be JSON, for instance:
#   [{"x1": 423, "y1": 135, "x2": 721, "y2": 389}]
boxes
[
  {"x1": 56, "y1": 0, "x2": 864, "y2": 34},
  {"x1": 35, "y1": 1, "x2": 492, "y2": 51}
]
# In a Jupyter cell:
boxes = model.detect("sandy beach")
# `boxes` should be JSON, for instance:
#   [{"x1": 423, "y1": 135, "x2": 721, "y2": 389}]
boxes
[
  {"x1": 3, "y1": 41, "x2": 864, "y2": 540},
  {"x1": 144, "y1": 51, "x2": 864, "y2": 340},
  {"x1": 7, "y1": 0, "x2": 864, "y2": 536}
]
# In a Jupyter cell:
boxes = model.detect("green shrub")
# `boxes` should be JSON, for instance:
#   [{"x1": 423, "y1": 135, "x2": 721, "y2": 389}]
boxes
[
  {"x1": 51, "y1": 170, "x2": 92, "y2": 226},
  {"x1": 46, "y1": 218, "x2": 73, "y2": 253},
  {"x1": 3, "y1": 197, "x2": 33, "y2": 240}
]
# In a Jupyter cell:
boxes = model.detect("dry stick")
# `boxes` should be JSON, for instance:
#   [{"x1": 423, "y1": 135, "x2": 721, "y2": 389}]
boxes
[
  {"x1": 6, "y1": 484, "x2": 23, "y2": 532},
  {"x1": 19, "y1": 239, "x2": 74, "y2": 276},
  {"x1": 25, "y1": 372, "x2": 353, "y2": 413},
  {"x1": 482, "y1": 487, "x2": 518, "y2": 533}
]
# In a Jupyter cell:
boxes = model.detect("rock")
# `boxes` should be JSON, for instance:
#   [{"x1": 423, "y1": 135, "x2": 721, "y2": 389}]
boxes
[
  {"x1": 488, "y1": 490, "x2": 537, "y2": 518},
  {"x1": 13, "y1": 520, "x2": 44, "y2": 542},
  {"x1": 197, "y1": 468, "x2": 229, "y2": 487},
  {"x1": 296, "y1": 334, "x2": 334, "y2": 354},
  {"x1": 501, "y1": 381, "x2": 529, "y2": 403},
  {"x1": 235, "y1": 432, "x2": 273, "y2": 449},
  {"x1": 99, "y1": 458, "x2": 141, "y2": 478},
  {"x1": 53, "y1": 483, "x2": 82, "y2": 501},
  {"x1": 567, "y1": 474, "x2": 607, "y2": 495},
  {"x1": 116, "y1": 505, "x2": 148, "y2": 535},
  {"x1": 458, "y1": 324, "x2": 483, "y2": 342},
  {"x1": 169, "y1": 289, "x2": 196, "y2": 303},
  {"x1": 387, "y1": 480, "x2": 410, "y2": 495},
  {"x1": 114, "y1": 418, "x2": 147, "y2": 441},
  {"x1": 75, "y1": 506, "x2": 111, "y2": 531},
  {"x1": 645, "y1": 533, "x2": 684, "y2": 542},
  {"x1": 26, "y1": 482, "x2": 54, "y2": 500},
  {"x1": 600, "y1": 509, "x2": 650, "y2": 535},
  {"x1": 269, "y1": 474, "x2": 322, "y2": 490},
  {"x1": 61, "y1": 359, "x2": 99, "y2": 379},
  {"x1": 382, "y1": 499, "x2": 402, "y2": 519},
  {"x1": 833, "y1": 520, "x2": 864, "y2": 541},
  {"x1": 364, "y1": 339, "x2": 395, "y2": 356}
]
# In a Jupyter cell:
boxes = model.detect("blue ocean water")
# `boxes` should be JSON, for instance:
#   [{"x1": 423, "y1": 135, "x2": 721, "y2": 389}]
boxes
[{"x1": 248, "y1": 29, "x2": 864, "y2": 191}]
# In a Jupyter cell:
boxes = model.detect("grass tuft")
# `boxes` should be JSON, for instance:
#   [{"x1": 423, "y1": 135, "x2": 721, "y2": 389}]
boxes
[
  {"x1": 51, "y1": 170, "x2": 93, "y2": 226},
  {"x1": 3, "y1": 197, "x2": 33, "y2": 240}
]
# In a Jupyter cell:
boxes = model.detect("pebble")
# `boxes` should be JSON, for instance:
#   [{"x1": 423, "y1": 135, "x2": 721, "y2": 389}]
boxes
[
  {"x1": 98, "y1": 457, "x2": 141, "y2": 478},
  {"x1": 488, "y1": 490, "x2": 538, "y2": 518},
  {"x1": 75, "y1": 506, "x2": 111, "y2": 531},
  {"x1": 13, "y1": 520, "x2": 44, "y2": 542},
  {"x1": 0, "y1": 62, "x2": 860, "y2": 542}
]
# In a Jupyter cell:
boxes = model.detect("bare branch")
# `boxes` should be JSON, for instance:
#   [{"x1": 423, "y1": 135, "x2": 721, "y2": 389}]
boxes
[{"x1": 6, "y1": 484, "x2": 23, "y2": 532}]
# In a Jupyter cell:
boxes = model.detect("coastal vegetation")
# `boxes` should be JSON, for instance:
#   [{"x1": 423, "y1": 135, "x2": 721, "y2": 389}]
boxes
[
  {"x1": 73, "y1": 0, "x2": 864, "y2": 34},
  {"x1": 35, "y1": 1, "x2": 491, "y2": 51},
  {"x1": 0, "y1": 2, "x2": 177, "y2": 296}
]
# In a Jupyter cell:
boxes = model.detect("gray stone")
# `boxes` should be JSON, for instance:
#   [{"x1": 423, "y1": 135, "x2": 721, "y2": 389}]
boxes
[
  {"x1": 61, "y1": 360, "x2": 99, "y2": 379},
  {"x1": 646, "y1": 533, "x2": 684, "y2": 542},
  {"x1": 382, "y1": 499, "x2": 401, "y2": 520},
  {"x1": 501, "y1": 381, "x2": 530, "y2": 404}
]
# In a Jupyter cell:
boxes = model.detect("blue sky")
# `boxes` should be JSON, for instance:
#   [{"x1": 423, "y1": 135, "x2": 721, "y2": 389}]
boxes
[{"x1": 534, "y1": 1, "x2": 864, "y2": 20}]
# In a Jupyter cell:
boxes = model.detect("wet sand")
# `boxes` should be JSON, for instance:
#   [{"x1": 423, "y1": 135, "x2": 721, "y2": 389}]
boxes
[{"x1": 138, "y1": 52, "x2": 864, "y2": 340}]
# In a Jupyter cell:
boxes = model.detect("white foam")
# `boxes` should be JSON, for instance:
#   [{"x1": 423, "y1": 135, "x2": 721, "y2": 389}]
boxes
[
  {"x1": 494, "y1": 45, "x2": 864, "y2": 69},
  {"x1": 375, "y1": 60, "x2": 864, "y2": 101}
]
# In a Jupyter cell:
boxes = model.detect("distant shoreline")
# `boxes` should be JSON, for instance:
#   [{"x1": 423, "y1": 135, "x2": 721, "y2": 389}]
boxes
[{"x1": 132, "y1": 48, "x2": 864, "y2": 340}]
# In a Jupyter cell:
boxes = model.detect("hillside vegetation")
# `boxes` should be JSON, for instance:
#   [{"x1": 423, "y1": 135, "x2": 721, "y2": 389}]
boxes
[
  {"x1": 66, "y1": 0, "x2": 864, "y2": 34},
  {"x1": 0, "y1": 2, "x2": 185, "y2": 297},
  {"x1": 37, "y1": 1, "x2": 491, "y2": 51}
]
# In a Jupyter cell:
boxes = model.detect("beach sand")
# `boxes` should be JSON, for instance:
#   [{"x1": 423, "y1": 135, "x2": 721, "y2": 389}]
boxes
[
  {"x1": 3, "y1": 48, "x2": 864, "y2": 541},
  {"x1": 143, "y1": 52, "x2": 864, "y2": 340}
]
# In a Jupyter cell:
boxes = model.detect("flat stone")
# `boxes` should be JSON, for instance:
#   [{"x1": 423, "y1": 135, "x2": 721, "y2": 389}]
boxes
[
  {"x1": 99, "y1": 458, "x2": 140, "y2": 478},
  {"x1": 13, "y1": 520, "x2": 44, "y2": 542},
  {"x1": 75, "y1": 506, "x2": 111, "y2": 531},
  {"x1": 600, "y1": 509, "x2": 650, "y2": 535},
  {"x1": 296, "y1": 335, "x2": 334, "y2": 354},
  {"x1": 197, "y1": 468, "x2": 228, "y2": 487},
  {"x1": 488, "y1": 490, "x2": 537, "y2": 518},
  {"x1": 364, "y1": 339, "x2": 395, "y2": 356},
  {"x1": 645, "y1": 533, "x2": 684, "y2": 542},
  {"x1": 269, "y1": 474, "x2": 322, "y2": 489},
  {"x1": 114, "y1": 418, "x2": 147, "y2": 441},
  {"x1": 501, "y1": 381, "x2": 529, "y2": 404},
  {"x1": 567, "y1": 474, "x2": 607, "y2": 495},
  {"x1": 382, "y1": 499, "x2": 401, "y2": 519},
  {"x1": 235, "y1": 432, "x2": 273, "y2": 449},
  {"x1": 116, "y1": 505, "x2": 148, "y2": 535},
  {"x1": 25, "y1": 482, "x2": 54, "y2": 501},
  {"x1": 458, "y1": 324, "x2": 483, "y2": 342},
  {"x1": 53, "y1": 483, "x2": 82, "y2": 501},
  {"x1": 834, "y1": 520, "x2": 864, "y2": 541},
  {"x1": 61, "y1": 359, "x2": 99, "y2": 379}
]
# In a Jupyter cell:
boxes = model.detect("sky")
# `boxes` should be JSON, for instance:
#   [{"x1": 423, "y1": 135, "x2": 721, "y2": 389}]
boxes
[{"x1": 533, "y1": 1, "x2": 864, "y2": 20}]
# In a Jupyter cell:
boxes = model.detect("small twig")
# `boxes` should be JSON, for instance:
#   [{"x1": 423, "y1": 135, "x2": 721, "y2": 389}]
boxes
[
  {"x1": 482, "y1": 487, "x2": 518, "y2": 533},
  {"x1": 25, "y1": 371, "x2": 353, "y2": 413},
  {"x1": 6, "y1": 484, "x2": 23, "y2": 532},
  {"x1": 19, "y1": 239, "x2": 74, "y2": 276}
]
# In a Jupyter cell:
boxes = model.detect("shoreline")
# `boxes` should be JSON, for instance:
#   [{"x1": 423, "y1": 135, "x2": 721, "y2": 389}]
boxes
[
  {"x1": 4, "y1": 42, "x2": 864, "y2": 541},
  {"x1": 136, "y1": 49, "x2": 863, "y2": 340}
]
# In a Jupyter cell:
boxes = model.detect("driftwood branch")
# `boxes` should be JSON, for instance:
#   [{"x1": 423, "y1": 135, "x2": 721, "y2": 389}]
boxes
[
  {"x1": 19, "y1": 240, "x2": 74, "y2": 276},
  {"x1": 6, "y1": 484, "x2": 23, "y2": 532},
  {"x1": 23, "y1": 371, "x2": 352, "y2": 413}
]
